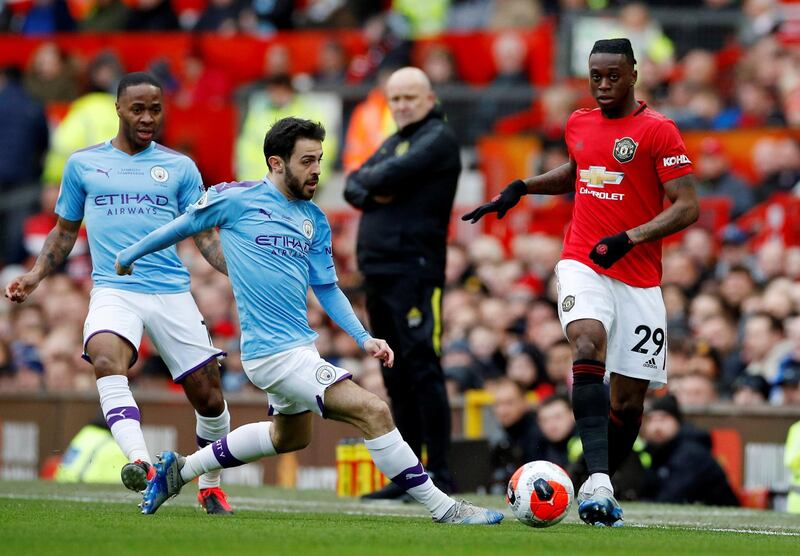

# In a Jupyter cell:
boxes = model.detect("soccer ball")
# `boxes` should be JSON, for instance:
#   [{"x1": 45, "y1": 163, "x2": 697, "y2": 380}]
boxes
[{"x1": 506, "y1": 460, "x2": 574, "y2": 528}]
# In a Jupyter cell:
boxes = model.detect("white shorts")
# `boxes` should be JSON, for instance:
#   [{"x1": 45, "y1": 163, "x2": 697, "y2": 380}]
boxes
[
  {"x1": 555, "y1": 259, "x2": 668, "y2": 387},
  {"x1": 243, "y1": 344, "x2": 352, "y2": 417},
  {"x1": 83, "y1": 288, "x2": 225, "y2": 382}
]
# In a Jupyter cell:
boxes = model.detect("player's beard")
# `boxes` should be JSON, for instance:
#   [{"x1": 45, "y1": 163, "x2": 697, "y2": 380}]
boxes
[{"x1": 285, "y1": 165, "x2": 315, "y2": 201}]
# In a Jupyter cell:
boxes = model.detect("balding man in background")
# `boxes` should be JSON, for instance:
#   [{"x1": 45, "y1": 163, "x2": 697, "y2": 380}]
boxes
[{"x1": 345, "y1": 66, "x2": 461, "y2": 501}]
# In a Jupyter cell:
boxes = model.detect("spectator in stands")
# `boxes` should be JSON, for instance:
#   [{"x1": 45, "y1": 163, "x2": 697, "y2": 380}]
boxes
[
  {"x1": 740, "y1": 0, "x2": 781, "y2": 46},
  {"x1": 126, "y1": 0, "x2": 179, "y2": 31},
  {"x1": 535, "y1": 393, "x2": 578, "y2": 470},
  {"x1": 687, "y1": 292, "x2": 728, "y2": 335},
  {"x1": 695, "y1": 314, "x2": 745, "y2": 394},
  {"x1": 715, "y1": 225, "x2": 757, "y2": 280},
  {"x1": 614, "y1": 2, "x2": 673, "y2": 78},
  {"x1": 240, "y1": 0, "x2": 292, "y2": 34},
  {"x1": 776, "y1": 364, "x2": 800, "y2": 406},
  {"x1": 641, "y1": 394, "x2": 739, "y2": 506},
  {"x1": 753, "y1": 138, "x2": 800, "y2": 202},
  {"x1": 8, "y1": 303, "x2": 46, "y2": 391},
  {"x1": 776, "y1": 317, "x2": 800, "y2": 391},
  {"x1": 671, "y1": 372, "x2": 718, "y2": 408},
  {"x1": 235, "y1": 73, "x2": 340, "y2": 180},
  {"x1": 392, "y1": 0, "x2": 449, "y2": 38},
  {"x1": 313, "y1": 41, "x2": 348, "y2": 89},
  {"x1": 489, "y1": 0, "x2": 540, "y2": 30},
  {"x1": 731, "y1": 373, "x2": 771, "y2": 406},
  {"x1": 487, "y1": 378, "x2": 541, "y2": 492},
  {"x1": 80, "y1": 0, "x2": 130, "y2": 32},
  {"x1": 21, "y1": 0, "x2": 75, "y2": 34},
  {"x1": 347, "y1": 14, "x2": 410, "y2": 84},
  {"x1": 505, "y1": 344, "x2": 553, "y2": 400},
  {"x1": 0, "y1": 66, "x2": 49, "y2": 265},
  {"x1": 472, "y1": 31, "x2": 531, "y2": 141},
  {"x1": 193, "y1": 0, "x2": 242, "y2": 33},
  {"x1": 421, "y1": 44, "x2": 460, "y2": 89},
  {"x1": 544, "y1": 338, "x2": 572, "y2": 395},
  {"x1": 662, "y1": 248, "x2": 702, "y2": 298},
  {"x1": 742, "y1": 312, "x2": 790, "y2": 382},
  {"x1": 0, "y1": 338, "x2": 15, "y2": 391},
  {"x1": 695, "y1": 137, "x2": 755, "y2": 219},
  {"x1": 719, "y1": 265, "x2": 758, "y2": 319},
  {"x1": 23, "y1": 42, "x2": 78, "y2": 104},
  {"x1": 173, "y1": 50, "x2": 231, "y2": 108},
  {"x1": 42, "y1": 51, "x2": 123, "y2": 187},
  {"x1": 342, "y1": 69, "x2": 395, "y2": 173}
]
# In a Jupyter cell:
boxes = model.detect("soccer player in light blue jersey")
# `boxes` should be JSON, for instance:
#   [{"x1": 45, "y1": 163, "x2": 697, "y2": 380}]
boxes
[
  {"x1": 5, "y1": 73, "x2": 234, "y2": 514},
  {"x1": 116, "y1": 117, "x2": 503, "y2": 525}
]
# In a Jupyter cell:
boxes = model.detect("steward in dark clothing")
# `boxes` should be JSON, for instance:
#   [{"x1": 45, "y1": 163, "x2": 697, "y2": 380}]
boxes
[
  {"x1": 345, "y1": 68, "x2": 460, "y2": 497},
  {"x1": 643, "y1": 427, "x2": 739, "y2": 506},
  {"x1": 641, "y1": 394, "x2": 739, "y2": 506}
]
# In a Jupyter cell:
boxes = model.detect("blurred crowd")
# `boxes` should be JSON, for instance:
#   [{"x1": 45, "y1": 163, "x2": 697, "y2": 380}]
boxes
[{"x1": 1, "y1": 0, "x2": 800, "y2": 418}]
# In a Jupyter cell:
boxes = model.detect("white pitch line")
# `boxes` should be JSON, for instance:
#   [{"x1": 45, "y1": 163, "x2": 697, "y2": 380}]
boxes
[{"x1": 2, "y1": 492, "x2": 800, "y2": 537}]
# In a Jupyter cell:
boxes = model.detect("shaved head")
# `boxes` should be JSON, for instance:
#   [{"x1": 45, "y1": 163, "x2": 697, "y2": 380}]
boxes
[{"x1": 386, "y1": 66, "x2": 436, "y2": 129}]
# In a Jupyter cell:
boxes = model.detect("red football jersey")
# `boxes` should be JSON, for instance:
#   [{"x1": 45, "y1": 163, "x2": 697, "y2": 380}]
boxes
[{"x1": 562, "y1": 102, "x2": 693, "y2": 287}]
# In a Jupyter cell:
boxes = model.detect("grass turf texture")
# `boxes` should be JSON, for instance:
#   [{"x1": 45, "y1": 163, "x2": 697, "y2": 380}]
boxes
[{"x1": 2, "y1": 481, "x2": 799, "y2": 556}]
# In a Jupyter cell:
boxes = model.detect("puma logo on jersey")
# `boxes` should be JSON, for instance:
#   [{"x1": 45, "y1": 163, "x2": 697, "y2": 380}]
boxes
[{"x1": 662, "y1": 155, "x2": 691, "y2": 167}]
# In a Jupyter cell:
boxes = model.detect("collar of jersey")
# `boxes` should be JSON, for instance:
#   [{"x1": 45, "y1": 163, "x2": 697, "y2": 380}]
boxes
[{"x1": 105, "y1": 139, "x2": 156, "y2": 158}]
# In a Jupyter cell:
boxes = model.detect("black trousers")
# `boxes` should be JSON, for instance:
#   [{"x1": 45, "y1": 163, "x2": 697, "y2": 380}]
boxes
[{"x1": 363, "y1": 274, "x2": 452, "y2": 484}]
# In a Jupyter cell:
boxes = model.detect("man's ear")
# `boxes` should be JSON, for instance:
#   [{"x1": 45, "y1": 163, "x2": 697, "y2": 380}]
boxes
[{"x1": 268, "y1": 155, "x2": 283, "y2": 172}]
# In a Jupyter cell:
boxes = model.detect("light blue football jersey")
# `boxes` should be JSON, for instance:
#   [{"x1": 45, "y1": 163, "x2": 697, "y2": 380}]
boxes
[
  {"x1": 180, "y1": 178, "x2": 337, "y2": 360},
  {"x1": 55, "y1": 140, "x2": 203, "y2": 293}
]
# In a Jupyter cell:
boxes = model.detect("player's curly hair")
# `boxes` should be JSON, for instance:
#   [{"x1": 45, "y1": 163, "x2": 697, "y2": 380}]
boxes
[
  {"x1": 590, "y1": 38, "x2": 637, "y2": 66},
  {"x1": 263, "y1": 117, "x2": 326, "y2": 171}
]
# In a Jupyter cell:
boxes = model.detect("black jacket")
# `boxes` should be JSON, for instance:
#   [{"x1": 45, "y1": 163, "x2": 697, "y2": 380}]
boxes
[
  {"x1": 643, "y1": 428, "x2": 739, "y2": 506},
  {"x1": 344, "y1": 107, "x2": 460, "y2": 280}
]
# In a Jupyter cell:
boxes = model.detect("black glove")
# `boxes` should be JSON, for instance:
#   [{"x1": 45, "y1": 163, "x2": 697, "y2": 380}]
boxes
[
  {"x1": 461, "y1": 179, "x2": 527, "y2": 223},
  {"x1": 589, "y1": 232, "x2": 634, "y2": 269}
]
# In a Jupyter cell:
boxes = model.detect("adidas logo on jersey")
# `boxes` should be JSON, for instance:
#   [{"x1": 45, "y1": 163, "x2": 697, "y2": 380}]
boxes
[{"x1": 643, "y1": 358, "x2": 658, "y2": 369}]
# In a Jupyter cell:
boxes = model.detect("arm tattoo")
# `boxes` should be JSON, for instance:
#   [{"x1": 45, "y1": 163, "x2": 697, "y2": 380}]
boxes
[
  {"x1": 193, "y1": 229, "x2": 228, "y2": 276},
  {"x1": 32, "y1": 221, "x2": 80, "y2": 279},
  {"x1": 627, "y1": 175, "x2": 700, "y2": 245},
  {"x1": 526, "y1": 162, "x2": 576, "y2": 195}
]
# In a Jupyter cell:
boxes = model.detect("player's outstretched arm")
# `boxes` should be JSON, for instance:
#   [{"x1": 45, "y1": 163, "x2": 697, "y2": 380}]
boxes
[
  {"x1": 5, "y1": 217, "x2": 81, "y2": 303},
  {"x1": 116, "y1": 213, "x2": 205, "y2": 275},
  {"x1": 311, "y1": 282, "x2": 372, "y2": 343},
  {"x1": 193, "y1": 229, "x2": 228, "y2": 276},
  {"x1": 461, "y1": 160, "x2": 577, "y2": 223}
]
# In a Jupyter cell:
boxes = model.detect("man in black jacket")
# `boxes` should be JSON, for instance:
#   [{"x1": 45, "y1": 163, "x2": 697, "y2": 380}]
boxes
[
  {"x1": 641, "y1": 394, "x2": 739, "y2": 506},
  {"x1": 345, "y1": 66, "x2": 460, "y2": 499}
]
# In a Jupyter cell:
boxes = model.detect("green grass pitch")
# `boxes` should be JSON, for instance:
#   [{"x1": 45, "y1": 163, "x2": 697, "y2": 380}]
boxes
[{"x1": 1, "y1": 481, "x2": 799, "y2": 556}]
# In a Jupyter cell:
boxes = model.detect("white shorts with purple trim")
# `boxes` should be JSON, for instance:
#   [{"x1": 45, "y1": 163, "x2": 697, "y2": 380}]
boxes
[
  {"x1": 242, "y1": 343, "x2": 351, "y2": 417},
  {"x1": 555, "y1": 259, "x2": 668, "y2": 388},
  {"x1": 82, "y1": 287, "x2": 225, "y2": 382}
]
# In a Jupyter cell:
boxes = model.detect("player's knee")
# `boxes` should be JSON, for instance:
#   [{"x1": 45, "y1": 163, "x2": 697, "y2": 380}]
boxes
[
  {"x1": 610, "y1": 398, "x2": 644, "y2": 420},
  {"x1": 363, "y1": 395, "x2": 393, "y2": 430},
  {"x1": 194, "y1": 388, "x2": 225, "y2": 417},
  {"x1": 572, "y1": 335, "x2": 602, "y2": 361},
  {"x1": 92, "y1": 355, "x2": 128, "y2": 378}
]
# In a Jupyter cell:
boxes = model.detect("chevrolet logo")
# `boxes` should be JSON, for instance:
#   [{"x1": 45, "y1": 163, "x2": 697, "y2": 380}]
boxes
[{"x1": 579, "y1": 166, "x2": 624, "y2": 188}]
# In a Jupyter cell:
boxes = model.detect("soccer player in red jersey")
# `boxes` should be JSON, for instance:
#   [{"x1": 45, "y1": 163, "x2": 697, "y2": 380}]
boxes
[{"x1": 463, "y1": 38, "x2": 700, "y2": 526}]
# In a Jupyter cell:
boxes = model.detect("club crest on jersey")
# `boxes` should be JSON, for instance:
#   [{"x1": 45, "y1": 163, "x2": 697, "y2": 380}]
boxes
[
  {"x1": 613, "y1": 137, "x2": 638, "y2": 164},
  {"x1": 395, "y1": 141, "x2": 410, "y2": 157},
  {"x1": 562, "y1": 295, "x2": 575, "y2": 312},
  {"x1": 302, "y1": 219, "x2": 314, "y2": 239},
  {"x1": 150, "y1": 166, "x2": 169, "y2": 182},
  {"x1": 316, "y1": 365, "x2": 336, "y2": 385}
]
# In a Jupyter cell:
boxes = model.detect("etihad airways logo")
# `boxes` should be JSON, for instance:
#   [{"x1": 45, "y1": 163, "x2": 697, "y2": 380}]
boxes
[{"x1": 578, "y1": 166, "x2": 625, "y2": 201}]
